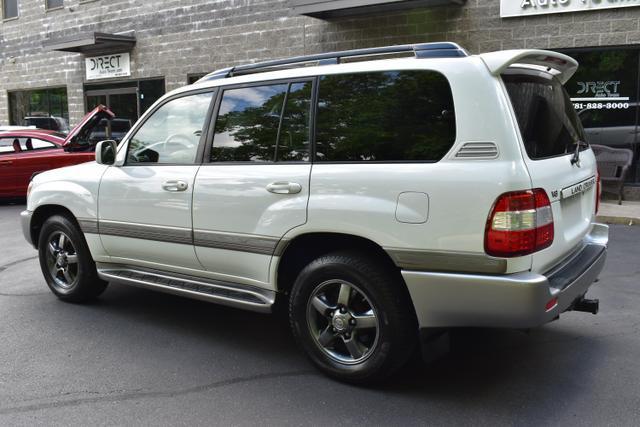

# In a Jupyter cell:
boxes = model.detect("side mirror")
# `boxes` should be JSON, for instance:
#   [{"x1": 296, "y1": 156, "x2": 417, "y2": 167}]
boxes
[{"x1": 95, "y1": 140, "x2": 117, "y2": 165}]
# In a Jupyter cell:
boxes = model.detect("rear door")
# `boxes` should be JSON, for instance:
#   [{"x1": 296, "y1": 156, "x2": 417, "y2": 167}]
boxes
[
  {"x1": 503, "y1": 69, "x2": 597, "y2": 273},
  {"x1": 192, "y1": 79, "x2": 313, "y2": 288}
]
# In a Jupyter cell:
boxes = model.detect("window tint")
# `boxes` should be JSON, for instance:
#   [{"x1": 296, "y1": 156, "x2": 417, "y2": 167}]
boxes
[
  {"x1": 212, "y1": 84, "x2": 287, "y2": 162},
  {"x1": 277, "y1": 82, "x2": 312, "y2": 161},
  {"x1": 503, "y1": 72, "x2": 586, "y2": 160},
  {"x1": 126, "y1": 92, "x2": 213, "y2": 164},
  {"x1": 315, "y1": 70, "x2": 455, "y2": 162},
  {"x1": 211, "y1": 81, "x2": 313, "y2": 163}
]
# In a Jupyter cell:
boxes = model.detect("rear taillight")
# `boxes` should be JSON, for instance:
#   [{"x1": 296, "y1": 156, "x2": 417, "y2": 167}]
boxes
[
  {"x1": 485, "y1": 189, "x2": 554, "y2": 257},
  {"x1": 595, "y1": 169, "x2": 601, "y2": 214}
]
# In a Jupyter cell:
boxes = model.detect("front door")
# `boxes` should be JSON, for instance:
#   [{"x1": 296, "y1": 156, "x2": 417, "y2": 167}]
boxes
[
  {"x1": 98, "y1": 90, "x2": 215, "y2": 273},
  {"x1": 193, "y1": 80, "x2": 314, "y2": 289}
]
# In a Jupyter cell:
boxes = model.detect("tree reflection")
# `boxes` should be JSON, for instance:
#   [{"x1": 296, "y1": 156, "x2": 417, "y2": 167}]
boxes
[{"x1": 316, "y1": 71, "x2": 456, "y2": 162}]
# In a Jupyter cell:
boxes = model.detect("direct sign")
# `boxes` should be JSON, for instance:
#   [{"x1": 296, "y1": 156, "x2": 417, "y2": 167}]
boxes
[
  {"x1": 85, "y1": 53, "x2": 131, "y2": 80},
  {"x1": 501, "y1": 0, "x2": 640, "y2": 18}
]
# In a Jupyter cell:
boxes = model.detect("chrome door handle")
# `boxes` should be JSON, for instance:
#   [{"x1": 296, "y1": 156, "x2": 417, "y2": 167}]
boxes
[
  {"x1": 162, "y1": 180, "x2": 188, "y2": 192},
  {"x1": 266, "y1": 181, "x2": 302, "y2": 194}
]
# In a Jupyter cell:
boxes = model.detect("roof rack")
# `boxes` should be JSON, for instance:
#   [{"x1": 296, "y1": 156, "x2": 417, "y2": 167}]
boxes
[{"x1": 196, "y1": 42, "x2": 467, "y2": 83}]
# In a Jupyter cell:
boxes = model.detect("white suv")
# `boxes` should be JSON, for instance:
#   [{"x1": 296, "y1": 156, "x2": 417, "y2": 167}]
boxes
[{"x1": 21, "y1": 43, "x2": 608, "y2": 383}]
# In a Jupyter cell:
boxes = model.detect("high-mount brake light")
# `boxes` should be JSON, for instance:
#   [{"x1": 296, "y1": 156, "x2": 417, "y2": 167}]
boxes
[{"x1": 485, "y1": 189, "x2": 554, "y2": 257}]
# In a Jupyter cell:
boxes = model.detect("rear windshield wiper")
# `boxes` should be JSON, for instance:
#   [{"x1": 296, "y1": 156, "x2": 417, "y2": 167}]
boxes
[{"x1": 570, "y1": 140, "x2": 588, "y2": 166}]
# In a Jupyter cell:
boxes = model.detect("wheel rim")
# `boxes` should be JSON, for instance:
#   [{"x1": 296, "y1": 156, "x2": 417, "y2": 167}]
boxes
[
  {"x1": 45, "y1": 231, "x2": 79, "y2": 290},
  {"x1": 306, "y1": 279, "x2": 380, "y2": 365}
]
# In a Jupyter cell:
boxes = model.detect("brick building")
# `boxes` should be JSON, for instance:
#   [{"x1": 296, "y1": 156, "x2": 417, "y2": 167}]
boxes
[{"x1": 1, "y1": 0, "x2": 640, "y2": 189}]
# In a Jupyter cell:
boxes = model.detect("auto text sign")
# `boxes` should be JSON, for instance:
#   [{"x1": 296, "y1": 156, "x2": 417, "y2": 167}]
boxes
[
  {"x1": 501, "y1": 0, "x2": 640, "y2": 18},
  {"x1": 85, "y1": 53, "x2": 131, "y2": 80}
]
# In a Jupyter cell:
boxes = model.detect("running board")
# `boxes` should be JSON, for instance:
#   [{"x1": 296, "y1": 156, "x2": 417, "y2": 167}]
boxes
[{"x1": 97, "y1": 266, "x2": 275, "y2": 313}]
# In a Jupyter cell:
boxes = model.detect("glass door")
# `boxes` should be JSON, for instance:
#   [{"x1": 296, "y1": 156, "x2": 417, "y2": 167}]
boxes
[{"x1": 85, "y1": 87, "x2": 138, "y2": 143}]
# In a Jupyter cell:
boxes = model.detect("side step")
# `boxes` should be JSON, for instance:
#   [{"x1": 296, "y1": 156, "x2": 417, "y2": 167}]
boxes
[{"x1": 97, "y1": 266, "x2": 275, "y2": 313}]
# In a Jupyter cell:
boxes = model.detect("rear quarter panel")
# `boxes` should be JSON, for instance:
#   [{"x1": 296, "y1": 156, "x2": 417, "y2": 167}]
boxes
[{"x1": 284, "y1": 57, "x2": 535, "y2": 274}]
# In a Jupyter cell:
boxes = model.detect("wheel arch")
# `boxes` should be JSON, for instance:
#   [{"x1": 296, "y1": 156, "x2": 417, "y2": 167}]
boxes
[
  {"x1": 30, "y1": 204, "x2": 80, "y2": 249},
  {"x1": 275, "y1": 232, "x2": 405, "y2": 295}
]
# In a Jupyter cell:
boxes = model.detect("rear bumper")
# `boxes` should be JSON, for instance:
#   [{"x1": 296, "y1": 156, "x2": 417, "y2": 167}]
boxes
[
  {"x1": 403, "y1": 223, "x2": 609, "y2": 329},
  {"x1": 20, "y1": 210, "x2": 34, "y2": 247}
]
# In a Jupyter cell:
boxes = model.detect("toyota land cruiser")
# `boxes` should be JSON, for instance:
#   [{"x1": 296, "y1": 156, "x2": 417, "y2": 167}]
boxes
[{"x1": 21, "y1": 42, "x2": 608, "y2": 383}]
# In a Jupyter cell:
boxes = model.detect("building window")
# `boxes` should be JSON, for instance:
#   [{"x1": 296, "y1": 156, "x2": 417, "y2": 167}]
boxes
[
  {"x1": 560, "y1": 48, "x2": 640, "y2": 184},
  {"x1": 2, "y1": 0, "x2": 18, "y2": 19},
  {"x1": 9, "y1": 88, "x2": 69, "y2": 133},
  {"x1": 46, "y1": 0, "x2": 63, "y2": 10}
]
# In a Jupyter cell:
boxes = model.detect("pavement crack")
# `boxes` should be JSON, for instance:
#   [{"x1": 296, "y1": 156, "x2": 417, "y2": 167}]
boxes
[
  {"x1": 0, "y1": 256, "x2": 38, "y2": 273},
  {"x1": 0, "y1": 370, "x2": 315, "y2": 415}
]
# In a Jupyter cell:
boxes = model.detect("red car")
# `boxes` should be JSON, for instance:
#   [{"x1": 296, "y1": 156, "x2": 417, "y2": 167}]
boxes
[{"x1": 0, "y1": 106, "x2": 115, "y2": 198}]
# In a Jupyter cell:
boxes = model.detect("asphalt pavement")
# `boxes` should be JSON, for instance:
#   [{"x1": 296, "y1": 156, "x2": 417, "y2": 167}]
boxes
[{"x1": 1, "y1": 201, "x2": 639, "y2": 426}]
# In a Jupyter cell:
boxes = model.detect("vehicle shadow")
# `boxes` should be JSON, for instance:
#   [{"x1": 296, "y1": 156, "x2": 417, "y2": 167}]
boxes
[
  {"x1": 0, "y1": 197, "x2": 26, "y2": 206},
  {"x1": 88, "y1": 282, "x2": 602, "y2": 420}
]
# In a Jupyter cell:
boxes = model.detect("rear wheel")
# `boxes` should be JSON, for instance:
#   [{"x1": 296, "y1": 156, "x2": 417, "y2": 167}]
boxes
[
  {"x1": 289, "y1": 251, "x2": 417, "y2": 384},
  {"x1": 38, "y1": 215, "x2": 107, "y2": 302}
]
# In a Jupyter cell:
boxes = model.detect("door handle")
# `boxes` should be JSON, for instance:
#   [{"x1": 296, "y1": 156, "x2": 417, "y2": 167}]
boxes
[
  {"x1": 266, "y1": 181, "x2": 302, "y2": 194},
  {"x1": 0, "y1": 160, "x2": 13, "y2": 166},
  {"x1": 162, "y1": 180, "x2": 188, "y2": 192}
]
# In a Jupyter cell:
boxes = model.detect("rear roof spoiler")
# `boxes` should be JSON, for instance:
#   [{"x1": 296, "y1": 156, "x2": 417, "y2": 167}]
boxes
[{"x1": 479, "y1": 49, "x2": 578, "y2": 84}]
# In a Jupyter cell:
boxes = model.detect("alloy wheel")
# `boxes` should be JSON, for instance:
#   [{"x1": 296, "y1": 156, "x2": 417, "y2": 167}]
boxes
[
  {"x1": 45, "y1": 231, "x2": 79, "y2": 290},
  {"x1": 306, "y1": 279, "x2": 380, "y2": 365}
]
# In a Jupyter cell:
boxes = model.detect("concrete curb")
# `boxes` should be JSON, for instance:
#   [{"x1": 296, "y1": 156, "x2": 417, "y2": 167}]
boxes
[{"x1": 596, "y1": 215, "x2": 639, "y2": 226}]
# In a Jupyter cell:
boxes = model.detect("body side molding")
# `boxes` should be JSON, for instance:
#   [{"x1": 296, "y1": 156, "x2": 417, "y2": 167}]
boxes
[{"x1": 384, "y1": 247, "x2": 507, "y2": 274}]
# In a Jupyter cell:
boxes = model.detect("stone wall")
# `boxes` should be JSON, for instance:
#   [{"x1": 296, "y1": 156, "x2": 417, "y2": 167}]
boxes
[{"x1": 1, "y1": 0, "x2": 639, "y2": 125}]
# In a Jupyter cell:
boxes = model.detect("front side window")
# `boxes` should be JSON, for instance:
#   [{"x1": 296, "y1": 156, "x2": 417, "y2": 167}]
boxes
[
  {"x1": 126, "y1": 92, "x2": 214, "y2": 164},
  {"x1": 2, "y1": 0, "x2": 17, "y2": 18},
  {"x1": 211, "y1": 81, "x2": 312, "y2": 162},
  {"x1": 315, "y1": 70, "x2": 456, "y2": 162}
]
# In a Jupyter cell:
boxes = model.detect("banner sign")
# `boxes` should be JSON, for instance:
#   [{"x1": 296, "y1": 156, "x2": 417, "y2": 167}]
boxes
[
  {"x1": 85, "y1": 53, "x2": 131, "y2": 80},
  {"x1": 501, "y1": 0, "x2": 640, "y2": 18}
]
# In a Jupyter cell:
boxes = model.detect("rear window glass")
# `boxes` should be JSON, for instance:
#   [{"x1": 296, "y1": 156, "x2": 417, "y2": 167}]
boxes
[
  {"x1": 503, "y1": 71, "x2": 587, "y2": 160},
  {"x1": 315, "y1": 70, "x2": 456, "y2": 162}
]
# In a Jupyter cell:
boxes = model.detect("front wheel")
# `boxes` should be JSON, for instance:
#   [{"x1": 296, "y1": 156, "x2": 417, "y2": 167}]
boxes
[
  {"x1": 289, "y1": 251, "x2": 417, "y2": 384},
  {"x1": 38, "y1": 215, "x2": 108, "y2": 303}
]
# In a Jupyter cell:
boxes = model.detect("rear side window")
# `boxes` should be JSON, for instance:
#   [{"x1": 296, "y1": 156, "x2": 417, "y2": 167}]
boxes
[
  {"x1": 503, "y1": 72, "x2": 587, "y2": 160},
  {"x1": 315, "y1": 70, "x2": 456, "y2": 162},
  {"x1": 211, "y1": 81, "x2": 313, "y2": 162}
]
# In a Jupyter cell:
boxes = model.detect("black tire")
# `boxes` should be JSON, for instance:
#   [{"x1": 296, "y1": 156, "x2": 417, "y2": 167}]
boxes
[
  {"x1": 38, "y1": 215, "x2": 108, "y2": 303},
  {"x1": 289, "y1": 250, "x2": 417, "y2": 384}
]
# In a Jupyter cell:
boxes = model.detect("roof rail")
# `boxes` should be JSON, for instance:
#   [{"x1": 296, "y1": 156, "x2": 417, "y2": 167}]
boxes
[{"x1": 196, "y1": 42, "x2": 467, "y2": 83}]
